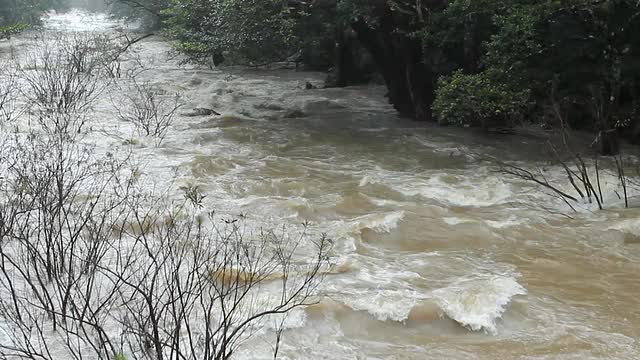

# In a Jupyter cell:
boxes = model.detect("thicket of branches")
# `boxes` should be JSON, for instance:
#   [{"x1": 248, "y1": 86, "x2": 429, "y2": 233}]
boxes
[
  {"x1": 0, "y1": 29, "x2": 330, "y2": 360},
  {"x1": 484, "y1": 128, "x2": 640, "y2": 215},
  {"x1": 114, "y1": 80, "x2": 182, "y2": 144}
]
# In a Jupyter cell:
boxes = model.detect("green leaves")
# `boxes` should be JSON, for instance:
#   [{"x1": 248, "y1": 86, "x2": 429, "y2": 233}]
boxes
[
  {"x1": 153, "y1": 0, "x2": 640, "y2": 133},
  {"x1": 433, "y1": 70, "x2": 529, "y2": 127},
  {"x1": 164, "y1": 0, "x2": 300, "y2": 66},
  {"x1": 0, "y1": 0, "x2": 48, "y2": 29},
  {"x1": 0, "y1": 23, "x2": 29, "y2": 40}
]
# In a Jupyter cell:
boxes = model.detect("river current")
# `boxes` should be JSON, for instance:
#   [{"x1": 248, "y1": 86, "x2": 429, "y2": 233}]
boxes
[{"x1": 1, "y1": 10, "x2": 639, "y2": 360}]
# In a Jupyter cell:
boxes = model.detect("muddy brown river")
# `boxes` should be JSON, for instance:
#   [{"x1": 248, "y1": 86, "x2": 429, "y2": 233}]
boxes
[{"x1": 1, "y1": 10, "x2": 639, "y2": 360}]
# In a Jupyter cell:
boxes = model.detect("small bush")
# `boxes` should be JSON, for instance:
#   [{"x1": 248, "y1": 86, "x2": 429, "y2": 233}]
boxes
[
  {"x1": 114, "y1": 81, "x2": 182, "y2": 143},
  {"x1": 0, "y1": 23, "x2": 29, "y2": 40},
  {"x1": 433, "y1": 70, "x2": 529, "y2": 128}
]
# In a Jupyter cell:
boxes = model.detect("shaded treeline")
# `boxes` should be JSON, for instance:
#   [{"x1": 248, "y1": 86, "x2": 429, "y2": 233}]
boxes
[
  {"x1": 0, "y1": 0, "x2": 65, "y2": 34},
  {"x1": 104, "y1": 0, "x2": 640, "y2": 153},
  {"x1": 5, "y1": 0, "x2": 640, "y2": 152},
  {"x1": 0, "y1": 0, "x2": 106, "y2": 37}
]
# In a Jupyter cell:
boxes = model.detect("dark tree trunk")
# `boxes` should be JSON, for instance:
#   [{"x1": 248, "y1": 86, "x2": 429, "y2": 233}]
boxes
[
  {"x1": 597, "y1": 129, "x2": 620, "y2": 156},
  {"x1": 463, "y1": 15, "x2": 482, "y2": 73},
  {"x1": 351, "y1": 12, "x2": 436, "y2": 121},
  {"x1": 401, "y1": 36, "x2": 435, "y2": 121},
  {"x1": 333, "y1": 24, "x2": 360, "y2": 87}
]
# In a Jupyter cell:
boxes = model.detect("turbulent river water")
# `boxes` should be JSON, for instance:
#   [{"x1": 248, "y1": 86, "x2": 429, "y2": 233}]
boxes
[{"x1": 2, "y1": 10, "x2": 640, "y2": 360}]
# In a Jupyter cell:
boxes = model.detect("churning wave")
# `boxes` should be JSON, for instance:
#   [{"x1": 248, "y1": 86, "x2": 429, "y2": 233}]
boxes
[
  {"x1": 353, "y1": 211, "x2": 406, "y2": 233},
  {"x1": 432, "y1": 274, "x2": 527, "y2": 335},
  {"x1": 324, "y1": 256, "x2": 526, "y2": 336}
]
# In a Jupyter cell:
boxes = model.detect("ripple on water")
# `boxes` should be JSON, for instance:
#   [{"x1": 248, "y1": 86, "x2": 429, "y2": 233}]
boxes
[{"x1": 9, "y1": 11, "x2": 639, "y2": 359}]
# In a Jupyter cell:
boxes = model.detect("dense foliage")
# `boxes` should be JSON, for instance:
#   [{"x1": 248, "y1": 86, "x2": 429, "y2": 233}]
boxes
[
  {"x1": 433, "y1": 1, "x2": 640, "y2": 134},
  {"x1": 108, "y1": 0, "x2": 640, "y2": 148},
  {"x1": 106, "y1": 0, "x2": 168, "y2": 29},
  {"x1": 1, "y1": 0, "x2": 44, "y2": 26},
  {"x1": 0, "y1": 0, "x2": 67, "y2": 37},
  {"x1": 433, "y1": 70, "x2": 529, "y2": 128},
  {"x1": 163, "y1": 0, "x2": 300, "y2": 66}
]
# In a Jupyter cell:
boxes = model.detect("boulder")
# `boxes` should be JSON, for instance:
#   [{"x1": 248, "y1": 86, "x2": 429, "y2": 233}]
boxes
[{"x1": 182, "y1": 108, "x2": 221, "y2": 117}]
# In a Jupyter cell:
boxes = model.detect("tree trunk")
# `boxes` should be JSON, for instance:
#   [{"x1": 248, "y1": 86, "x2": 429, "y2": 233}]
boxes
[
  {"x1": 351, "y1": 13, "x2": 435, "y2": 121},
  {"x1": 333, "y1": 24, "x2": 358, "y2": 87},
  {"x1": 597, "y1": 129, "x2": 620, "y2": 156},
  {"x1": 463, "y1": 14, "x2": 482, "y2": 73}
]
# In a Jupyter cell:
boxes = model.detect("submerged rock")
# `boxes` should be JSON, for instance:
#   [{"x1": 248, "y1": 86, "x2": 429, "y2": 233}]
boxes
[
  {"x1": 283, "y1": 109, "x2": 306, "y2": 118},
  {"x1": 186, "y1": 77, "x2": 203, "y2": 87},
  {"x1": 182, "y1": 108, "x2": 221, "y2": 117},
  {"x1": 623, "y1": 233, "x2": 640, "y2": 244},
  {"x1": 254, "y1": 102, "x2": 285, "y2": 111}
]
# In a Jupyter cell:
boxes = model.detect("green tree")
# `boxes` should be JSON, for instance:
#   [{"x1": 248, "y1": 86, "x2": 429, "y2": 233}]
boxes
[
  {"x1": 163, "y1": 0, "x2": 301, "y2": 66},
  {"x1": 483, "y1": 1, "x2": 640, "y2": 140},
  {"x1": 106, "y1": 0, "x2": 169, "y2": 29},
  {"x1": 1, "y1": 0, "x2": 67, "y2": 38},
  {"x1": 137, "y1": 0, "x2": 640, "y2": 147},
  {"x1": 433, "y1": 70, "x2": 529, "y2": 128}
]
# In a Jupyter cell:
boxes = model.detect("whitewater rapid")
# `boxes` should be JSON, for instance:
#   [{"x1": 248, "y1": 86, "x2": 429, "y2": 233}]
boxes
[{"x1": 1, "y1": 10, "x2": 639, "y2": 359}]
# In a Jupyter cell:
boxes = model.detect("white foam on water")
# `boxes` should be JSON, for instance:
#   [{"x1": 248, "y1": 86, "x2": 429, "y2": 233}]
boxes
[
  {"x1": 264, "y1": 307, "x2": 308, "y2": 331},
  {"x1": 359, "y1": 175, "x2": 372, "y2": 187},
  {"x1": 366, "y1": 195, "x2": 408, "y2": 207},
  {"x1": 606, "y1": 218, "x2": 640, "y2": 248},
  {"x1": 485, "y1": 215, "x2": 523, "y2": 229},
  {"x1": 443, "y1": 217, "x2": 473, "y2": 226},
  {"x1": 322, "y1": 256, "x2": 426, "y2": 322},
  {"x1": 44, "y1": 9, "x2": 128, "y2": 32},
  {"x1": 342, "y1": 288, "x2": 421, "y2": 322},
  {"x1": 608, "y1": 218, "x2": 640, "y2": 234},
  {"x1": 419, "y1": 175, "x2": 516, "y2": 208},
  {"x1": 431, "y1": 274, "x2": 527, "y2": 335},
  {"x1": 353, "y1": 211, "x2": 405, "y2": 233},
  {"x1": 360, "y1": 168, "x2": 518, "y2": 208}
]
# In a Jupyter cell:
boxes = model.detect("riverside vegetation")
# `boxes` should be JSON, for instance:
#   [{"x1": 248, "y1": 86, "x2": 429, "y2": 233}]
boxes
[
  {"x1": 2, "y1": 2, "x2": 640, "y2": 360},
  {"x1": 0, "y1": 10, "x2": 331, "y2": 360},
  {"x1": 6, "y1": 1, "x2": 640, "y2": 150},
  {"x1": 104, "y1": 0, "x2": 640, "y2": 152}
]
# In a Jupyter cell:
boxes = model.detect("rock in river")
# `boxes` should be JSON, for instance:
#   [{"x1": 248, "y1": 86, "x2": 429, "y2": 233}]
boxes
[{"x1": 182, "y1": 108, "x2": 221, "y2": 117}]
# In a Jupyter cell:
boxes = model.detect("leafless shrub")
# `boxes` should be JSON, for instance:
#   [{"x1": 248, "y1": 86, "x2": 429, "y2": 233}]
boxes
[
  {"x1": 0, "y1": 137, "x2": 330, "y2": 359},
  {"x1": 0, "y1": 24, "x2": 328, "y2": 360},
  {"x1": 100, "y1": 33, "x2": 154, "y2": 79},
  {"x1": 17, "y1": 34, "x2": 109, "y2": 114},
  {"x1": 507, "y1": 80, "x2": 636, "y2": 213},
  {"x1": 486, "y1": 139, "x2": 637, "y2": 213},
  {"x1": 0, "y1": 128, "x2": 135, "y2": 360},
  {"x1": 103, "y1": 197, "x2": 332, "y2": 360},
  {"x1": 0, "y1": 108, "x2": 327, "y2": 360},
  {"x1": 181, "y1": 183, "x2": 207, "y2": 208},
  {"x1": 56, "y1": 32, "x2": 153, "y2": 79},
  {"x1": 14, "y1": 32, "x2": 153, "y2": 135},
  {"x1": 0, "y1": 68, "x2": 18, "y2": 124},
  {"x1": 0, "y1": 150, "x2": 330, "y2": 360},
  {"x1": 114, "y1": 80, "x2": 182, "y2": 143},
  {"x1": 0, "y1": 121, "x2": 331, "y2": 359}
]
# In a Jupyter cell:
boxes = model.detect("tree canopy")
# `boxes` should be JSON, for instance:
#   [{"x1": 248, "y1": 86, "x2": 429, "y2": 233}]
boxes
[
  {"x1": 106, "y1": 0, "x2": 640, "y2": 147},
  {"x1": 0, "y1": 0, "x2": 68, "y2": 37}
]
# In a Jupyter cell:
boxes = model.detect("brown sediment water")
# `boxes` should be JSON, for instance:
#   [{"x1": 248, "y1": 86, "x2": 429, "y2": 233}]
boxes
[{"x1": 1, "y1": 10, "x2": 639, "y2": 360}]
